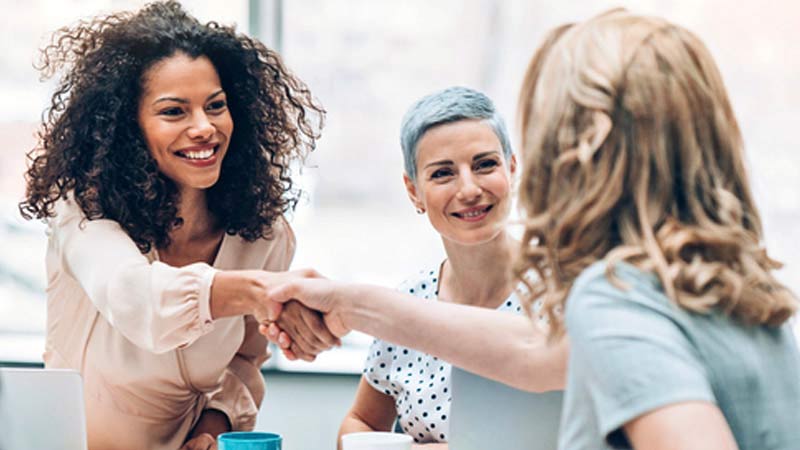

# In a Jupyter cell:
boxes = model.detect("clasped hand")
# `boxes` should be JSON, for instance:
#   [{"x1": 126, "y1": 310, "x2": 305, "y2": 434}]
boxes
[{"x1": 254, "y1": 269, "x2": 349, "y2": 362}]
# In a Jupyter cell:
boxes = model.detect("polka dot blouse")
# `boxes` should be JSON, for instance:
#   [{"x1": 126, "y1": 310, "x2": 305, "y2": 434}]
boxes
[{"x1": 362, "y1": 266, "x2": 524, "y2": 443}]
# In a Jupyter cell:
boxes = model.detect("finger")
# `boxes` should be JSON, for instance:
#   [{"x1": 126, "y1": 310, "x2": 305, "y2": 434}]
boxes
[
  {"x1": 280, "y1": 320, "x2": 321, "y2": 356},
  {"x1": 266, "y1": 300, "x2": 282, "y2": 322},
  {"x1": 268, "y1": 322, "x2": 283, "y2": 342},
  {"x1": 259, "y1": 321, "x2": 280, "y2": 341},
  {"x1": 276, "y1": 303, "x2": 321, "y2": 354},
  {"x1": 181, "y1": 434, "x2": 214, "y2": 450},
  {"x1": 290, "y1": 341, "x2": 317, "y2": 362},
  {"x1": 277, "y1": 330, "x2": 293, "y2": 349},
  {"x1": 275, "y1": 321, "x2": 316, "y2": 361},
  {"x1": 200, "y1": 433, "x2": 216, "y2": 450},
  {"x1": 282, "y1": 346, "x2": 298, "y2": 361},
  {"x1": 300, "y1": 307, "x2": 341, "y2": 349},
  {"x1": 285, "y1": 303, "x2": 328, "y2": 353}
]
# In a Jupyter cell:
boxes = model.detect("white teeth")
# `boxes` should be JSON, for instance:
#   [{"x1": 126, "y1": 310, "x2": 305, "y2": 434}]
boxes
[
  {"x1": 461, "y1": 207, "x2": 490, "y2": 218},
  {"x1": 182, "y1": 148, "x2": 214, "y2": 160}
]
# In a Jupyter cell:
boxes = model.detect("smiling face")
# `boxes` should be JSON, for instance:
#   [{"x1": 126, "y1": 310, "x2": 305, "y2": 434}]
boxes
[
  {"x1": 137, "y1": 52, "x2": 233, "y2": 192},
  {"x1": 405, "y1": 119, "x2": 516, "y2": 246}
]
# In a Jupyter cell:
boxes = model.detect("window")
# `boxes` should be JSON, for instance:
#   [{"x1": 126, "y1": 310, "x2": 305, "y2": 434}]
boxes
[{"x1": 2, "y1": 0, "x2": 799, "y2": 368}]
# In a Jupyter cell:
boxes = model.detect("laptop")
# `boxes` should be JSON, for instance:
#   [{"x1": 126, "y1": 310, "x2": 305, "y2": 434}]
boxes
[
  {"x1": 0, "y1": 368, "x2": 88, "y2": 450},
  {"x1": 449, "y1": 366, "x2": 563, "y2": 450}
]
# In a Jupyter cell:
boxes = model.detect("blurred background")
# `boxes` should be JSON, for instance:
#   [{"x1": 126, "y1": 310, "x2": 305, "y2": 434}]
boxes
[{"x1": 1, "y1": 0, "x2": 798, "y2": 446}]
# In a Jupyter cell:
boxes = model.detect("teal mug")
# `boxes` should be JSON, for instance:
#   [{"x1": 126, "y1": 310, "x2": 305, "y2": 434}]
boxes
[{"x1": 217, "y1": 432, "x2": 282, "y2": 450}]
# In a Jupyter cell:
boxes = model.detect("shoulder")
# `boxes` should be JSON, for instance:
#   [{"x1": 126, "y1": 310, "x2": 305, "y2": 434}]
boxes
[
  {"x1": 396, "y1": 266, "x2": 440, "y2": 300},
  {"x1": 48, "y1": 193, "x2": 91, "y2": 224},
  {"x1": 47, "y1": 193, "x2": 125, "y2": 237},
  {"x1": 268, "y1": 215, "x2": 296, "y2": 252},
  {"x1": 565, "y1": 260, "x2": 676, "y2": 337}
]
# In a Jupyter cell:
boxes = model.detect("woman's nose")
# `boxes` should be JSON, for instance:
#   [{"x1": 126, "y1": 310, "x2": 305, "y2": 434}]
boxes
[
  {"x1": 456, "y1": 174, "x2": 482, "y2": 201},
  {"x1": 187, "y1": 113, "x2": 214, "y2": 140}
]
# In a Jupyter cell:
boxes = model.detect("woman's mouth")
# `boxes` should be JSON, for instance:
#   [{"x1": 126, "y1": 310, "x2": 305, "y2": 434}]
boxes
[
  {"x1": 175, "y1": 145, "x2": 219, "y2": 160},
  {"x1": 173, "y1": 144, "x2": 220, "y2": 167},
  {"x1": 452, "y1": 204, "x2": 493, "y2": 222}
]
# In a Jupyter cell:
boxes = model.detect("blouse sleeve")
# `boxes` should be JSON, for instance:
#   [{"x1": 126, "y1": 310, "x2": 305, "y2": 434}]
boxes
[
  {"x1": 363, "y1": 337, "x2": 396, "y2": 395},
  {"x1": 51, "y1": 197, "x2": 218, "y2": 354},
  {"x1": 205, "y1": 217, "x2": 296, "y2": 430}
]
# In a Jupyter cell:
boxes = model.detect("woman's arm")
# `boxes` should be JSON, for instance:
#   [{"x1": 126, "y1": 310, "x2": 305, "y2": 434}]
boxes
[
  {"x1": 54, "y1": 197, "x2": 310, "y2": 352},
  {"x1": 337, "y1": 378, "x2": 397, "y2": 449},
  {"x1": 267, "y1": 279, "x2": 567, "y2": 392},
  {"x1": 624, "y1": 401, "x2": 738, "y2": 450},
  {"x1": 184, "y1": 409, "x2": 231, "y2": 444}
]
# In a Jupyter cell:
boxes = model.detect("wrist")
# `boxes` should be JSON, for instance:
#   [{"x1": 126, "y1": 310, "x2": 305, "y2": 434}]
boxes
[
  {"x1": 338, "y1": 283, "x2": 372, "y2": 332},
  {"x1": 211, "y1": 271, "x2": 260, "y2": 319}
]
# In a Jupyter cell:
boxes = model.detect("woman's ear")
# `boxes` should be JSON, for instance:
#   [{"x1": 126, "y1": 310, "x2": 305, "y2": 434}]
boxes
[
  {"x1": 510, "y1": 153, "x2": 518, "y2": 175},
  {"x1": 403, "y1": 173, "x2": 425, "y2": 213}
]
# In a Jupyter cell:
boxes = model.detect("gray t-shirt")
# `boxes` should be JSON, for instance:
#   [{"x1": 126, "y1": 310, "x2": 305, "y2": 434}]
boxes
[{"x1": 559, "y1": 261, "x2": 800, "y2": 450}]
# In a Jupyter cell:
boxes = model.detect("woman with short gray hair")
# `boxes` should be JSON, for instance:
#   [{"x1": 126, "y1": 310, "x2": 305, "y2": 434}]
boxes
[
  {"x1": 332, "y1": 86, "x2": 526, "y2": 448},
  {"x1": 265, "y1": 29, "x2": 570, "y2": 450}
]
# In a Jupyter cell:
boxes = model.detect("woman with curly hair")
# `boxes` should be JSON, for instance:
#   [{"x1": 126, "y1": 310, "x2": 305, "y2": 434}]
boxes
[{"x1": 19, "y1": 1, "x2": 335, "y2": 449}]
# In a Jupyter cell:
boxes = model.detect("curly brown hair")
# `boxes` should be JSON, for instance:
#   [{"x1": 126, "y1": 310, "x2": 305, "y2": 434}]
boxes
[
  {"x1": 19, "y1": 0, "x2": 324, "y2": 253},
  {"x1": 516, "y1": 10, "x2": 796, "y2": 337}
]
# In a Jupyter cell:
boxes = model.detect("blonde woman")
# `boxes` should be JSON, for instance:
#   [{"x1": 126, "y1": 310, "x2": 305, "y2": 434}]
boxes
[
  {"x1": 268, "y1": 11, "x2": 799, "y2": 448},
  {"x1": 516, "y1": 9, "x2": 800, "y2": 450}
]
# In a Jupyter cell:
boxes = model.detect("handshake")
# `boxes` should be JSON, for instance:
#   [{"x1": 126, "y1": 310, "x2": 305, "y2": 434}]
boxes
[{"x1": 247, "y1": 269, "x2": 351, "y2": 362}]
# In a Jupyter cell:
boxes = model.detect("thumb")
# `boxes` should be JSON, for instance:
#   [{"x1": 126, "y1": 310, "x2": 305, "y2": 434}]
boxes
[
  {"x1": 267, "y1": 282, "x2": 297, "y2": 304},
  {"x1": 266, "y1": 300, "x2": 283, "y2": 322},
  {"x1": 323, "y1": 313, "x2": 350, "y2": 339}
]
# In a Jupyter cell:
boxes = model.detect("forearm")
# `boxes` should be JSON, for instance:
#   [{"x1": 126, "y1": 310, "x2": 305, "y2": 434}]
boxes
[
  {"x1": 210, "y1": 270, "x2": 268, "y2": 319},
  {"x1": 338, "y1": 414, "x2": 380, "y2": 450},
  {"x1": 339, "y1": 284, "x2": 567, "y2": 392}
]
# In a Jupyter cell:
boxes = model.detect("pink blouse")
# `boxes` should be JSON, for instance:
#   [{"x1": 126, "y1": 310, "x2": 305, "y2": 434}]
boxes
[{"x1": 42, "y1": 197, "x2": 295, "y2": 450}]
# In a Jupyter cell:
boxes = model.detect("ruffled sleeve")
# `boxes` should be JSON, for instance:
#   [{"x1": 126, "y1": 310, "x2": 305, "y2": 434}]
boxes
[
  {"x1": 205, "y1": 216, "x2": 296, "y2": 430},
  {"x1": 50, "y1": 197, "x2": 218, "y2": 354},
  {"x1": 363, "y1": 337, "x2": 396, "y2": 395}
]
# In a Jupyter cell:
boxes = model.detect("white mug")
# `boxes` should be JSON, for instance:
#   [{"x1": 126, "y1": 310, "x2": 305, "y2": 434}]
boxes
[{"x1": 340, "y1": 432, "x2": 413, "y2": 450}]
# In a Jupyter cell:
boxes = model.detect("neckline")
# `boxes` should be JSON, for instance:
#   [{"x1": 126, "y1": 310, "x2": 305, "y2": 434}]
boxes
[
  {"x1": 434, "y1": 258, "x2": 519, "y2": 310},
  {"x1": 152, "y1": 232, "x2": 228, "y2": 268}
]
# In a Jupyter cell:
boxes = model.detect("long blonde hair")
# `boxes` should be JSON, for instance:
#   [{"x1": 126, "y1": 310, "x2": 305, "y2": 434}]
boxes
[{"x1": 516, "y1": 9, "x2": 796, "y2": 337}]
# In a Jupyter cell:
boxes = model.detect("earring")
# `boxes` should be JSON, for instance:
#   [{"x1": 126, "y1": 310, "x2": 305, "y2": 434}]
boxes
[{"x1": 416, "y1": 207, "x2": 425, "y2": 214}]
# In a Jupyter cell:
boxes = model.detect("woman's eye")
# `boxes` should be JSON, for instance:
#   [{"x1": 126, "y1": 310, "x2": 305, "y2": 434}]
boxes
[
  {"x1": 430, "y1": 169, "x2": 453, "y2": 179},
  {"x1": 475, "y1": 159, "x2": 499, "y2": 171},
  {"x1": 159, "y1": 107, "x2": 184, "y2": 117},
  {"x1": 207, "y1": 100, "x2": 227, "y2": 111}
]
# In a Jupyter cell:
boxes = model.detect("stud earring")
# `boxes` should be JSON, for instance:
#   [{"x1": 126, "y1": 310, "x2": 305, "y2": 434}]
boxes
[{"x1": 416, "y1": 207, "x2": 425, "y2": 214}]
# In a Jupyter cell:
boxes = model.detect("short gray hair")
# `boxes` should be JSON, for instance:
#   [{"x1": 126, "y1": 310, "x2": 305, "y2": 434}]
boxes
[{"x1": 400, "y1": 86, "x2": 512, "y2": 182}]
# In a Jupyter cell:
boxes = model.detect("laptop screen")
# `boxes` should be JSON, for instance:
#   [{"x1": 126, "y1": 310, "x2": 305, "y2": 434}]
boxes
[
  {"x1": 448, "y1": 367, "x2": 563, "y2": 450},
  {"x1": 0, "y1": 368, "x2": 87, "y2": 450}
]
